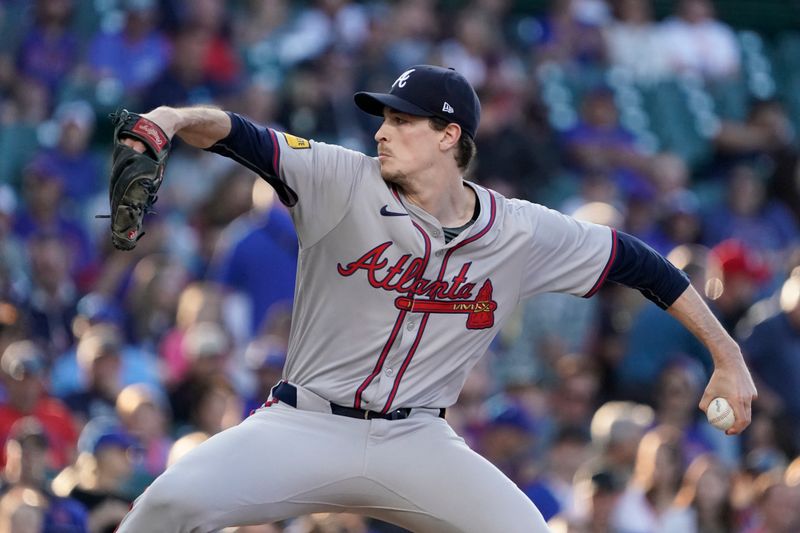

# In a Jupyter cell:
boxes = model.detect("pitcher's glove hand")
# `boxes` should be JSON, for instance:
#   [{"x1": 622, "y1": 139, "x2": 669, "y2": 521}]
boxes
[{"x1": 100, "y1": 109, "x2": 171, "y2": 250}]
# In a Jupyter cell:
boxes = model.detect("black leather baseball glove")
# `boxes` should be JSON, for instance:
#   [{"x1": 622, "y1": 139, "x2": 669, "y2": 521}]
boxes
[{"x1": 100, "y1": 109, "x2": 171, "y2": 251}]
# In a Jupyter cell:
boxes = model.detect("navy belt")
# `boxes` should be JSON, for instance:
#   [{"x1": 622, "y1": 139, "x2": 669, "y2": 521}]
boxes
[{"x1": 271, "y1": 382, "x2": 445, "y2": 421}]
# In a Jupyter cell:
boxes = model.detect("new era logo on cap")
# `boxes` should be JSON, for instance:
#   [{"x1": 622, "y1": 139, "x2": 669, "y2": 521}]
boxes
[{"x1": 353, "y1": 65, "x2": 481, "y2": 139}]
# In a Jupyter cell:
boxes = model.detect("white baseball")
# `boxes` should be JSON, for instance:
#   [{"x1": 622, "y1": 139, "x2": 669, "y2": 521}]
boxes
[{"x1": 707, "y1": 397, "x2": 735, "y2": 431}]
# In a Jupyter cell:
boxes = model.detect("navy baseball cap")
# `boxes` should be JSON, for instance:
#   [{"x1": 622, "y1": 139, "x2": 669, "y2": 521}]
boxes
[
  {"x1": 77, "y1": 417, "x2": 140, "y2": 455},
  {"x1": 354, "y1": 65, "x2": 481, "y2": 139}
]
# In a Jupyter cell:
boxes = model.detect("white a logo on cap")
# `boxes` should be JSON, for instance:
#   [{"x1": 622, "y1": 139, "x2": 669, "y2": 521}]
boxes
[
  {"x1": 442, "y1": 102, "x2": 454, "y2": 113},
  {"x1": 393, "y1": 69, "x2": 415, "y2": 88}
]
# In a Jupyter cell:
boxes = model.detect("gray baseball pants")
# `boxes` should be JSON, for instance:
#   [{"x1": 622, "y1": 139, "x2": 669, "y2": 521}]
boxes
[{"x1": 117, "y1": 388, "x2": 549, "y2": 532}]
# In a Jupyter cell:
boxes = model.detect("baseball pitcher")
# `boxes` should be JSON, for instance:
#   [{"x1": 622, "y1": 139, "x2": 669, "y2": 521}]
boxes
[{"x1": 109, "y1": 65, "x2": 757, "y2": 532}]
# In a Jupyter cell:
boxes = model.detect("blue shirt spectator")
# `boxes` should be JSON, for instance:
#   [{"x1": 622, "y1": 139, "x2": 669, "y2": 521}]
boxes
[
  {"x1": 43, "y1": 495, "x2": 90, "y2": 532},
  {"x1": 741, "y1": 306, "x2": 800, "y2": 424},
  {"x1": 33, "y1": 149, "x2": 102, "y2": 205},
  {"x1": 16, "y1": 0, "x2": 78, "y2": 99},
  {"x1": 615, "y1": 305, "x2": 710, "y2": 399},
  {"x1": 13, "y1": 159, "x2": 95, "y2": 278},
  {"x1": 702, "y1": 164, "x2": 799, "y2": 254},
  {"x1": 87, "y1": 3, "x2": 170, "y2": 94},
  {"x1": 211, "y1": 204, "x2": 297, "y2": 336},
  {"x1": 13, "y1": 209, "x2": 93, "y2": 277},
  {"x1": 32, "y1": 101, "x2": 103, "y2": 203},
  {"x1": 141, "y1": 27, "x2": 234, "y2": 110},
  {"x1": 50, "y1": 345, "x2": 162, "y2": 401},
  {"x1": 561, "y1": 88, "x2": 654, "y2": 200}
]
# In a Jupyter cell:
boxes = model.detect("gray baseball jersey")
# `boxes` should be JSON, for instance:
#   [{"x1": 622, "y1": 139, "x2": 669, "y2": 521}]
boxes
[
  {"x1": 120, "y1": 118, "x2": 613, "y2": 533},
  {"x1": 271, "y1": 132, "x2": 614, "y2": 413}
]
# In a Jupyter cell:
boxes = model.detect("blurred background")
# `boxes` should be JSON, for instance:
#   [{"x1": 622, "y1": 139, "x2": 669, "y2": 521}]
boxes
[{"x1": 0, "y1": 0, "x2": 800, "y2": 531}]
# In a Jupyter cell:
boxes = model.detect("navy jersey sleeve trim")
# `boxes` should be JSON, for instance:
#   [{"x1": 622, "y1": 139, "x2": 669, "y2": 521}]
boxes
[
  {"x1": 602, "y1": 231, "x2": 690, "y2": 309},
  {"x1": 205, "y1": 112, "x2": 298, "y2": 207},
  {"x1": 584, "y1": 229, "x2": 618, "y2": 298}
]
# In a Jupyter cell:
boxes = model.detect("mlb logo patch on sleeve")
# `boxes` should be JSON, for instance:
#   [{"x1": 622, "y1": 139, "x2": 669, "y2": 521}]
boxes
[{"x1": 283, "y1": 133, "x2": 310, "y2": 149}]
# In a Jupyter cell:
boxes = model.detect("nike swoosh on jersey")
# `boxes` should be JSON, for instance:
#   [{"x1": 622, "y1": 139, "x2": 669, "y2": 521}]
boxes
[{"x1": 380, "y1": 205, "x2": 408, "y2": 217}]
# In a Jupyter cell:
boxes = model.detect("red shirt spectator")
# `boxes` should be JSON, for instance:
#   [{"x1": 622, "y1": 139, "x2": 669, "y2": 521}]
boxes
[{"x1": 0, "y1": 341, "x2": 77, "y2": 469}]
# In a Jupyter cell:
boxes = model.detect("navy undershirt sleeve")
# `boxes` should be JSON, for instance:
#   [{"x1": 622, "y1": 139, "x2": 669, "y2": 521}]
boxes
[
  {"x1": 205, "y1": 112, "x2": 298, "y2": 206},
  {"x1": 605, "y1": 231, "x2": 690, "y2": 309}
]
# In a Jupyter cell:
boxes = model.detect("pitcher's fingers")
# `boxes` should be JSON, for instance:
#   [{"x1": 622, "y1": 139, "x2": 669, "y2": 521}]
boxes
[
  {"x1": 745, "y1": 396, "x2": 753, "y2": 425},
  {"x1": 726, "y1": 397, "x2": 750, "y2": 435},
  {"x1": 698, "y1": 393, "x2": 712, "y2": 413},
  {"x1": 121, "y1": 138, "x2": 146, "y2": 153}
]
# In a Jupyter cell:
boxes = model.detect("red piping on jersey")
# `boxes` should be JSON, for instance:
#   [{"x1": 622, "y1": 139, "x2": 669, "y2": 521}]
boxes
[
  {"x1": 267, "y1": 128, "x2": 281, "y2": 174},
  {"x1": 380, "y1": 189, "x2": 496, "y2": 413},
  {"x1": 353, "y1": 217, "x2": 432, "y2": 409},
  {"x1": 380, "y1": 313, "x2": 429, "y2": 413},
  {"x1": 389, "y1": 187, "x2": 406, "y2": 212},
  {"x1": 353, "y1": 309, "x2": 407, "y2": 409},
  {"x1": 584, "y1": 228, "x2": 618, "y2": 298}
]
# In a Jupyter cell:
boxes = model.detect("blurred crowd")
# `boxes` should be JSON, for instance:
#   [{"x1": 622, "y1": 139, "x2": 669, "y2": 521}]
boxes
[{"x1": 0, "y1": 0, "x2": 800, "y2": 531}]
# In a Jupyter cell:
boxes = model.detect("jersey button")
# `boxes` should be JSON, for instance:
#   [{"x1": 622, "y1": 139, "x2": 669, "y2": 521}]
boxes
[
  {"x1": 435, "y1": 250, "x2": 444, "y2": 257},
  {"x1": 385, "y1": 368, "x2": 394, "y2": 376},
  {"x1": 432, "y1": 230, "x2": 441, "y2": 237},
  {"x1": 407, "y1": 322, "x2": 415, "y2": 330}
]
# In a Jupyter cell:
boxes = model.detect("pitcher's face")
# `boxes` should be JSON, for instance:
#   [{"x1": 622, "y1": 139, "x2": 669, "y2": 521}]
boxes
[{"x1": 374, "y1": 108, "x2": 441, "y2": 186}]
